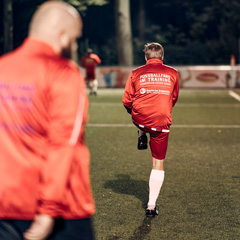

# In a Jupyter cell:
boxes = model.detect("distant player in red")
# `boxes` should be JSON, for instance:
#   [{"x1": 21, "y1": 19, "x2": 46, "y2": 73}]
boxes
[
  {"x1": 123, "y1": 42, "x2": 179, "y2": 217},
  {"x1": 80, "y1": 49, "x2": 101, "y2": 95}
]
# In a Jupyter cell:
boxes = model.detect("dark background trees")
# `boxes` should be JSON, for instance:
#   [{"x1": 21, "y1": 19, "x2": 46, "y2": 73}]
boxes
[{"x1": 1, "y1": 0, "x2": 240, "y2": 66}]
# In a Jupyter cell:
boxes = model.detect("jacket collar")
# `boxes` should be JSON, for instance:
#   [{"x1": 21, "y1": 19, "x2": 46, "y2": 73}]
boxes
[
  {"x1": 146, "y1": 58, "x2": 163, "y2": 65},
  {"x1": 22, "y1": 37, "x2": 57, "y2": 56}
]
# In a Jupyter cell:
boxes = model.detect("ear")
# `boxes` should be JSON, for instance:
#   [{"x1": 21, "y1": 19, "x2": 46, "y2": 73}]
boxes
[
  {"x1": 59, "y1": 31, "x2": 69, "y2": 48},
  {"x1": 145, "y1": 56, "x2": 147, "y2": 62}
]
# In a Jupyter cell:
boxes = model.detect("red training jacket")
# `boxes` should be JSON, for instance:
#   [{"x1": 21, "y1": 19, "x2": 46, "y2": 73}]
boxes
[
  {"x1": 123, "y1": 58, "x2": 179, "y2": 131},
  {"x1": 80, "y1": 53, "x2": 101, "y2": 80},
  {"x1": 0, "y1": 38, "x2": 95, "y2": 220}
]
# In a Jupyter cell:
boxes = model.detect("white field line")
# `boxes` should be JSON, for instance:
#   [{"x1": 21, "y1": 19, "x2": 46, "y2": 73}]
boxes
[
  {"x1": 229, "y1": 90, "x2": 240, "y2": 102},
  {"x1": 94, "y1": 88, "x2": 233, "y2": 95},
  {"x1": 90, "y1": 102, "x2": 240, "y2": 107},
  {"x1": 87, "y1": 123, "x2": 240, "y2": 128}
]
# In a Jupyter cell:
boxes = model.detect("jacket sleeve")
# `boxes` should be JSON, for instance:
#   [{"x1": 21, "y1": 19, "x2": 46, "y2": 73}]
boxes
[
  {"x1": 172, "y1": 72, "x2": 179, "y2": 107},
  {"x1": 91, "y1": 54, "x2": 101, "y2": 65},
  {"x1": 122, "y1": 72, "x2": 135, "y2": 114},
  {"x1": 37, "y1": 65, "x2": 87, "y2": 218}
]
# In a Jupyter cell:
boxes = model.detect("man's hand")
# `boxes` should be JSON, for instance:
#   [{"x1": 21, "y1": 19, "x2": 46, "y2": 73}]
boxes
[{"x1": 24, "y1": 214, "x2": 54, "y2": 240}]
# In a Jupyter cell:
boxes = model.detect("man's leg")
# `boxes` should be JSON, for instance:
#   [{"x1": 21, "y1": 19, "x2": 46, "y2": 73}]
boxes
[
  {"x1": 147, "y1": 158, "x2": 165, "y2": 209},
  {"x1": 88, "y1": 80, "x2": 94, "y2": 95},
  {"x1": 92, "y1": 79, "x2": 98, "y2": 95},
  {"x1": 146, "y1": 131, "x2": 169, "y2": 216}
]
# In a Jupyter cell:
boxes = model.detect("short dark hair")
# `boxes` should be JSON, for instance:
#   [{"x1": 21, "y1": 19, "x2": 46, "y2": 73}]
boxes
[{"x1": 144, "y1": 42, "x2": 164, "y2": 60}]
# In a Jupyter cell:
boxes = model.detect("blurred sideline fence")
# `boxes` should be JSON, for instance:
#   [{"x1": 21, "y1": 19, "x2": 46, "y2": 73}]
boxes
[{"x1": 80, "y1": 65, "x2": 240, "y2": 88}]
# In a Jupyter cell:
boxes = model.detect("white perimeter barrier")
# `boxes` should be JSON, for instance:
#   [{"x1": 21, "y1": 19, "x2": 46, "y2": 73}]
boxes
[{"x1": 80, "y1": 65, "x2": 240, "y2": 88}]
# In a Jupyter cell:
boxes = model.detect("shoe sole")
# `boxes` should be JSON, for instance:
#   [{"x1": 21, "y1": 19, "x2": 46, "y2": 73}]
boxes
[
  {"x1": 146, "y1": 208, "x2": 158, "y2": 217},
  {"x1": 138, "y1": 145, "x2": 148, "y2": 150}
]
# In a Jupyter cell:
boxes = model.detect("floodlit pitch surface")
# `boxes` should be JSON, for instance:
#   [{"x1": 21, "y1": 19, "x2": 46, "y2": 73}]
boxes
[{"x1": 86, "y1": 89, "x2": 240, "y2": 240}]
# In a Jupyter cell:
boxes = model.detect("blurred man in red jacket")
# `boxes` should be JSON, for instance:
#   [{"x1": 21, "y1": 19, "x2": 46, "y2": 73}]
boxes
[
  {"x1": 80, "y1": 49, "x2": 101, "y2": 95},
  {"x1": 0, "y1": 1, "x2": 95, "y2": 239},
  {"x1": 123, "y1": 42, "x2": 179, "y2": 217}
]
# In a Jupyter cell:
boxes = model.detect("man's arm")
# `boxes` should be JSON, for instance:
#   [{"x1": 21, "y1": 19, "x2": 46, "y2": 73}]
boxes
[
  {"x1": 24, "y1": 66, "x2": 87, "y2": 240},
  {"x1": 123, "y1": 72, "x2": 135, "y2": 114},
  {"x1": 91, "y1": 54, "x2": 101, "y2": 65},
  {"x1": 172, "y1": 72, "x2": 179, "y2": 107},
  {"x1": 37, "y1": 66, "x2": 87, "y2": 218}
]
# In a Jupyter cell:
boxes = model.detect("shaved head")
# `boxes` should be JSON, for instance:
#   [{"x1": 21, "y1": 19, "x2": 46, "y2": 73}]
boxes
[{"x1": 29, "y1": 1, "x2": 82, "y2": 57}]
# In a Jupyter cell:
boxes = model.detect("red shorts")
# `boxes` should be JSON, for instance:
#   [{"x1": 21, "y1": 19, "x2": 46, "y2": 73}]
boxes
[
  {"x1": 86, "y1": 72, "x2": 95, "y2": 80},
  {"x1": 138, "y1": 125, "x2": 169, "y2": 160}
]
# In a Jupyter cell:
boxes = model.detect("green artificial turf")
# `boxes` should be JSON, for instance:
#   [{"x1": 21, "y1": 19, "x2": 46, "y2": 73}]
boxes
[{"x1": 86, "y1": 89, "x2": 240, "y2": 240}]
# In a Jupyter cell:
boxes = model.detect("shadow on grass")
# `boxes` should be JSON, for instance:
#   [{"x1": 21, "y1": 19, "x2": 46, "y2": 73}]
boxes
[
  {"x1": 106, "y1": 217, "x2": 153, "y2": 240},
  {"x1": 104, "y1": 175, "x2": 155, "y2": 240},
  {"x1": 107, "y1": 217, "x2": 153, "y2": 240},
  {"x1": 128, "y1": 217, "x2": 153, "y2": 240},
  {"x1": 104, "y1": 174, "x2": 148, "y2": 209}
]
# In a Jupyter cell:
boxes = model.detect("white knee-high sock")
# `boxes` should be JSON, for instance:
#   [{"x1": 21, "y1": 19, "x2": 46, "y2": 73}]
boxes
[{"x1": 148, "y1": 169, "x2": 165, "y2": 208}]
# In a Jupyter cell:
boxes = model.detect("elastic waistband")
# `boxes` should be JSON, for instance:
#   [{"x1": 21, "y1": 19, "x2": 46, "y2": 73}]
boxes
[{"x1": 137, "y1": 123, "x2": 170, "y2": 133}]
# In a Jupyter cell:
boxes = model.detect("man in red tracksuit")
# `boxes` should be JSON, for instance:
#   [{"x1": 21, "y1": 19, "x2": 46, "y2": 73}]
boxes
[
  {"x1": 123, "y1": 42, "x2": 179, "y2": 217},
  {"x1": 80, "y1": 49, "x2": 101, "y2": 95},
  {"x1": 0, "y1": 1, "x2": 95, "y2": 240}
]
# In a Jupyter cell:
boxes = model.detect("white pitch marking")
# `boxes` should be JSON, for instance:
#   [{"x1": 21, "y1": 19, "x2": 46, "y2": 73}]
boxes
[
  {"x1": 87, "y1": 123, "x2": 240, "y2": 128},
  {"x1": 90, "y1": 102, "x2": 240, "y2": 107},
  {"x1": 173, "y1": 124, "x2": 240, "y2": 128},
  {"x1": 229, "y1": 90, "x2": 240, "y2": 102}
]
